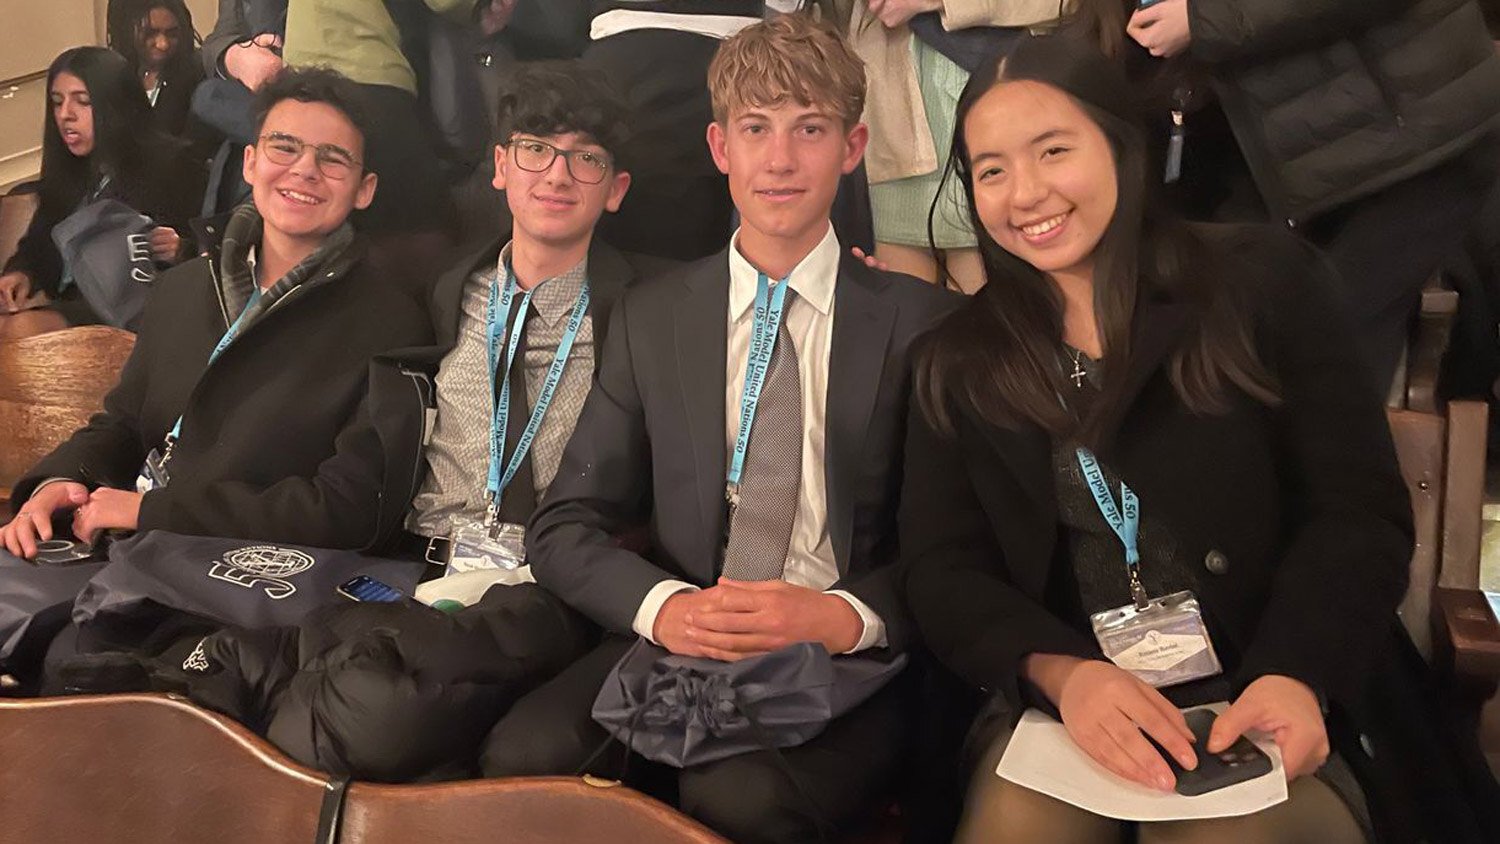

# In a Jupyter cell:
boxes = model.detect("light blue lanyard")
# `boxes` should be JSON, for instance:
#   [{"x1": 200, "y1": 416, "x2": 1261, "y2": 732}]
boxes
[
  {"x1": 484, "y1": 268, "x2": 590, "y2": 523},
  {"x1": 1075, "y1": 446, "x2": 1149, "y2": 607},
  {"x1": 726, "y1": 272, "x2": 791, "y2": 502},
  {"x1": 166, "y1": 284, "x2": 264, "y2": 443}
]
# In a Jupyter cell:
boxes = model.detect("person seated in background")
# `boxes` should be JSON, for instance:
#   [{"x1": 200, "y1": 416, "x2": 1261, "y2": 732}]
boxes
[
  {"x1": 0, "y1": 47, "x2": 203, "y2": 335},
  {"x1": 1072, "y1": 0, "x2": 1500, "y2": 390},
  {"x1": 106, "y1": 0, "x2": 210, "y2": 146},
  {"x1": 481, "y1": 15, "x2": 958, "y2": 843},
  {"x1": 900, "y1": 34, "x2": 1499, "y2": 843},
  {"x1": 0, "y1": 67, "x2": 433, "y2": 559}
]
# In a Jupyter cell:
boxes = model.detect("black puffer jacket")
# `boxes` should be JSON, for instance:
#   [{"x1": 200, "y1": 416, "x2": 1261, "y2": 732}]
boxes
[
  {"x1": 1189, "y1": 0, "x2": 1500, "y2": 225},
  {"x1": 182, "y1": 584, "x2": 594, "y2": 782}
]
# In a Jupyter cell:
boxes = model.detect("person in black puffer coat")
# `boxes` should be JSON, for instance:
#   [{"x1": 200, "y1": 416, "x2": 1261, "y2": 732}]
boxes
[{"x1": 1075, "y1": 0, "x2": 1500, "y2": 388}]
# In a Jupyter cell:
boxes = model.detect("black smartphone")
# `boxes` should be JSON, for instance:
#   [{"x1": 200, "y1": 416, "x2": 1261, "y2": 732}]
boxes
[
  {"x1": 1160, "y1": 708, "x2": 1274, "y2": 796},
  {"x1": 1137, "y1": 0, "x2": 1167, "y2": 8},
  {"x1": 335, "y1": 574, "x2": 406, "y2": 603}
]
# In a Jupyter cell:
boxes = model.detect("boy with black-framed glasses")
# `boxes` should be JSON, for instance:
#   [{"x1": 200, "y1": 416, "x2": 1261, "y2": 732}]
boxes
[{"x1": 396, "y1": 59, "x2": 646, "y2": 571}]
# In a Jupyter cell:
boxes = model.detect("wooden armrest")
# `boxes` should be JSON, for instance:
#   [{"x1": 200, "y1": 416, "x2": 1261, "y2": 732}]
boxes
[
  {"x1": 1436, "y1": 587, "x2": 1500, "y2": 680},
  {"x1": 1407, "y1": 281, "x2": 1459, "y2": 414}
]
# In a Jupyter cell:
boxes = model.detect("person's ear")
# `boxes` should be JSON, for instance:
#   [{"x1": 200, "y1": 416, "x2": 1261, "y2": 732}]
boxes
[
  {"x1": 242, "y1": 140, "x2": 258, "y2": 183},
  {"x1": 353, "y1": 171, "x2": 378, "y2": 210},
  {"x1": 492, "y1": 142, "x2": 509, "y2": 191},
  {"x1": 706, "y1": 121, "x2": 730, "y2": 176},
  {"x1": 604, "y1": 169, "x2": 631, "y2": 213},
  {"x1": 841, "y1": 122, "x2": 869, "y2": 175}
]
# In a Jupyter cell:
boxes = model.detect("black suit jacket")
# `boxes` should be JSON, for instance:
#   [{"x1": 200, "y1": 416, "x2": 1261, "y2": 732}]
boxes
[
  {"x1": 527, "y1": 247, "x2": 961, "y2": 649},
  {"x1": 899, "y1": 231, "x2": 1414, "y2": 710},
  {"x1": 395, "y1": 236, "x2": 645, "y2": 521}
]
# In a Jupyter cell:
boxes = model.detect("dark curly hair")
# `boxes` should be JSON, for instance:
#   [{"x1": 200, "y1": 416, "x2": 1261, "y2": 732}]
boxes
[
  {"x1": 105, "y1": 0, "x2": 199, "y2": 81},
  {"x1": 252, "y1": 66, "x2": 372, "y2": 160},
  {"x1": 493, "y1": 61, "x2": 634, "y2": 172}
]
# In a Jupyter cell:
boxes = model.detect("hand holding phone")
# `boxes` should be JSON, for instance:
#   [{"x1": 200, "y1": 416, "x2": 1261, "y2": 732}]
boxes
[
  {"x1": 1156, "y1": 708, "x2": 1273, "y2": 796},
  {"x1": 1210, "y1": 674, "x2": 1329, "y2": 781},
  {"x1": 1128, "y1": 0, "x2": 1193, "y2": 59}
]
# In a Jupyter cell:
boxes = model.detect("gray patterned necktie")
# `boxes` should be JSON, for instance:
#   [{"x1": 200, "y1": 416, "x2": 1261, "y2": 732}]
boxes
[{"x1": 722, "y1": 295, "x2": 802, "y2": 581}]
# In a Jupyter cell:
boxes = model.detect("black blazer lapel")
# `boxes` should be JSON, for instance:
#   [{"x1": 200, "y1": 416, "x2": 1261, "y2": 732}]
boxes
[
  {"x1": 504, "y1": 240, "x2": 631, "y2": 522},
  {"x1": 435, "y1": 237, "x2": 505, "y2": 349},
  {"x1": 1094, "y1": 300, "x2": 1192, "y2": 456},
  {"x1": 826, "y1": 259, "x2": 897, "y2": 573},
  {"x1": 585, "y1": 239, "x2": 633, "y2": 364},
  {"x1": 978, "y1": 419, "x2": 1058, "y2": 600},
  {"x1": 674, "y1": 252, "x2": 731, "y2": 576}
]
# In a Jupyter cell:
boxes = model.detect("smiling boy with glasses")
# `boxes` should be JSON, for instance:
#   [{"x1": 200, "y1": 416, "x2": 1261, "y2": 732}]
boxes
[
  {"x1": 3, "y1": 65, "x2": 433, "y2": 563},
  {"x1": 397, "y1": 60, "x2": 644, "y2": 568},
  {"x1": 153, "y1": 61, "x2": 660, "y2": 783}
]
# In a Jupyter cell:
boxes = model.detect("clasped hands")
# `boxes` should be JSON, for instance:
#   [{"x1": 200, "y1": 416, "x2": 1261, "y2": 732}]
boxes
[
  {"x1": 1026, "y1": 654, "x2": 1328, "y2": 791},
  {"x1": 1, "y1": 481, "x2": 142, "y2": 559},
  {"x1": 653, "y1": 577, "x2": 864, "y2": 661}
]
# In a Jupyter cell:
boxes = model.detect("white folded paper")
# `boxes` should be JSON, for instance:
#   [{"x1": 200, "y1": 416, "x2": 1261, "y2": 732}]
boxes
[{"x1": 996, "y1": 705, "x2": 1287, "y2": 822}]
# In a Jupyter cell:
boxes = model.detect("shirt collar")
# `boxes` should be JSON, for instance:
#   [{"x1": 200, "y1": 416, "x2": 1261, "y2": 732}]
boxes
[
  {"x1": 497, "y1": 241, "x2": 590, "y2": 327},
  {"x1": 728, "y1": 223, "x2": 839, "y2": 323}
]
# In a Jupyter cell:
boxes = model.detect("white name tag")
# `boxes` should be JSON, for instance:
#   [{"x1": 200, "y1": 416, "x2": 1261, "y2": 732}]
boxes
[
  {"x1": 1091, "y1": 590, "x2": 1222, "y2": 688},
  {"x1": 447, "y1": 520, "x2": 526, "y2": 577}
]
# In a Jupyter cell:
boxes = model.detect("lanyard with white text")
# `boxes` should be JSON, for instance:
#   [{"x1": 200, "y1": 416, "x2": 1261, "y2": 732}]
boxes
[
  {"x1": 725, "y1": 272, "x2": 791, "y2": 508},
  {"x1": 163, "y1": 283, "x2": 264, "y2": 451},
  {"x1": 1075, "y1": 446, "x2": 1149, "y2": 609},
  {"x1": 485, "y1": 267, "x2": 590, "y2": 525}
]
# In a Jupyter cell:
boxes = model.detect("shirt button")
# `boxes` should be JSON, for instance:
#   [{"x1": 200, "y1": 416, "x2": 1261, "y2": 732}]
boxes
[{"x1": 1204, "y1": 550, "x2": 1229, "y2": 575}]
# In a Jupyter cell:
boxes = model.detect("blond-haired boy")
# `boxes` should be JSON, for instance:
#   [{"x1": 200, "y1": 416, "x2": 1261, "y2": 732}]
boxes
[{"x1": 484, "y1": 15, "x2": 959, "y2": 843}]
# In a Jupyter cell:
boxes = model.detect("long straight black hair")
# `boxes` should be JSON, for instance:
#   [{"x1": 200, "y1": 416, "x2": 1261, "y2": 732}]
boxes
[
  {"x1": 38, "y1": 47, "x2": 162, "y2": 225},
  {"x1": 917, "y1": 34, "x2": 1277, "y2": 442}
]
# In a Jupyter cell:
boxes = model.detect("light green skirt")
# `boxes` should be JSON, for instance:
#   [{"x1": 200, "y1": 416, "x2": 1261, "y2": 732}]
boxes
[{"x1": 870, "y1": 37, "x2": 977, "y2": 250}]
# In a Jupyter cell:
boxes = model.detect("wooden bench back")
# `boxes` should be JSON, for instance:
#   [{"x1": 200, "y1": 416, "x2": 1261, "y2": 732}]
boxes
[
  {"x1": 0, "y1": 694, "x2": 337, "y2": 843},
  {"x1": 338, "y1": 777, "x2": 730, "y2": 844}
]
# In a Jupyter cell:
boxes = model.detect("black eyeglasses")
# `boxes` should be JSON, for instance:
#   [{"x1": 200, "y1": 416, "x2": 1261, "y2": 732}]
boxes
[
  {"x1": 507, "y1": 137, "x2": 611, "y2": 184},
  {"x1": 258, "y1": 133, "x2": 361, "y2": 180}
]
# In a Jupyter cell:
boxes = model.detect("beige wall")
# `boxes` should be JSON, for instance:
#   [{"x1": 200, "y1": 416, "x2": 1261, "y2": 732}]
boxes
[{"x1": 0, "y1": 0, "x2": 218, "y2": 190}]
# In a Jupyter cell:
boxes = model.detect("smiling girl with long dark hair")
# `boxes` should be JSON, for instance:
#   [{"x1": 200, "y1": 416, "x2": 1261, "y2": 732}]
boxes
[{"x1": 901, "y1": 33, "x2": 1499, "y2": 843}]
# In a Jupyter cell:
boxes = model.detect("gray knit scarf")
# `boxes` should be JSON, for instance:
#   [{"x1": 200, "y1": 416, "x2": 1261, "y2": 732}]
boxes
[{"x1": 216, "y1": 202, "x2": 358, "y2": 326}]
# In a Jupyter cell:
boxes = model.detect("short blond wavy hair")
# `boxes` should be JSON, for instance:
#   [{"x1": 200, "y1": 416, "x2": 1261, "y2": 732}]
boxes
[{"x1": 707, "y1": 13, "x2": 866, "y2": 127}]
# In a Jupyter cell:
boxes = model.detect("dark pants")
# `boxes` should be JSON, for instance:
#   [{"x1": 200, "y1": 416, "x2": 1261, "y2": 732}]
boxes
[
  {"x1": 1303, "y1": 136, "x2": 1500, "y2": 388},
  {"x1": 481, "y1": 635, "x2": 909, "y2": 844},
  {"x1": 581, "y1": 31, "x2": 734, "y2": 261},
  {"x1": 353, "y1": 84, "x2": 457, "y2": 237}
]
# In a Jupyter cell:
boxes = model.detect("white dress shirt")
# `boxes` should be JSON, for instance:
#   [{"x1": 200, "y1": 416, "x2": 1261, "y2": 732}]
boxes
[{"x1": 630, "y1": 224, "x2": 888, "y2": 653}]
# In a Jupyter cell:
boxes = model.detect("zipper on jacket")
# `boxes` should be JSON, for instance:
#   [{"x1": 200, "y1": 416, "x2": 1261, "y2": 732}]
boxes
[
  {"x1": 206, "y1": 256, "x2": 231, "y2": 328},
  {"x1": 400, "y1": 366, "x2": 435, "y2": 516}
]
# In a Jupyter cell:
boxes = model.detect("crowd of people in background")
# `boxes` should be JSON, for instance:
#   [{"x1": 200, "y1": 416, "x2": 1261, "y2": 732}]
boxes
[{"x1": 3, "y1": 2, "x2": 1500, "y2": 843}]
